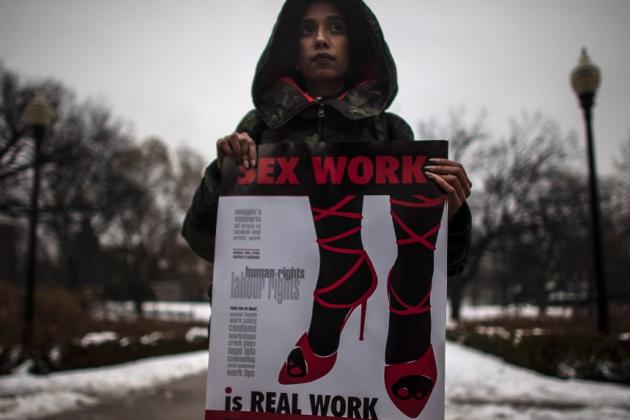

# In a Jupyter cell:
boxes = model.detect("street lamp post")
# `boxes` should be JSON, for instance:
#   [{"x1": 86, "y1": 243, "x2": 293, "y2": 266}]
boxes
[
  {"x1": 570, "y1": 48, "x2": 609, "y2": 334},
  {"x1": 22, "y1": 92, "x2": 54, "y2": 358}
]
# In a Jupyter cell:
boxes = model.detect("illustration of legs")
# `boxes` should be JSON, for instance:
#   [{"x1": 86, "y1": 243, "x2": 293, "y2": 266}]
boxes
[
  {"x1": 384, "y1": 189, "x2": 446, "y2": 418},
  {"x1": 279, "y1": 194, "x2": 377, "y2": 384}
]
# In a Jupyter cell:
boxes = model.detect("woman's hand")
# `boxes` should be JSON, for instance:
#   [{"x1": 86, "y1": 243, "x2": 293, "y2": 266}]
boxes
[
  {"x1": 424, "y1": 158, "x2": 472, "y2": 221},
  {"x1": 216, "y1": 132, "x2": 257, "y2": 170}
]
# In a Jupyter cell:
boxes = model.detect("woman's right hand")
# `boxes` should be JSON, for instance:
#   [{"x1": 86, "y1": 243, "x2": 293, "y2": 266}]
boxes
[{"x1": 216, "y1": 132, "x2": 257, "y2": 170}]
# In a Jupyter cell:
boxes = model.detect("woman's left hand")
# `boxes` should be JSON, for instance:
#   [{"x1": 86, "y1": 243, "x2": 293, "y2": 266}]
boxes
[{"x1": 424, "y1": 158, "x2": 472, "y2": 221}]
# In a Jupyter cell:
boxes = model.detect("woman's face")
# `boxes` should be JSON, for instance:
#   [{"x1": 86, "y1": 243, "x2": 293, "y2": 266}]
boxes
[{"x1": 296, "y1": 1, "x2": 350, "y2": 92}]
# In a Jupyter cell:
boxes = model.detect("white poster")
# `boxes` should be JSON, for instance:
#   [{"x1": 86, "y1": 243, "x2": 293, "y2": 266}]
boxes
[{"x1": 205, "y1": 141, "x2": 448, "y2": 420}]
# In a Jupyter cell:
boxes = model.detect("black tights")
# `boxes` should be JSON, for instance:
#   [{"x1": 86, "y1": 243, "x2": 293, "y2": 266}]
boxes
[{"x1": 305, "y1": 189, "x2": 444, "y2": 363}]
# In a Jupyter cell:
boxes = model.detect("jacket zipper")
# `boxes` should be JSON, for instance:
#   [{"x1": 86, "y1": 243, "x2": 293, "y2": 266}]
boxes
[{"x1": 316, "y1": 97, "x2": 325, "y2": 142}]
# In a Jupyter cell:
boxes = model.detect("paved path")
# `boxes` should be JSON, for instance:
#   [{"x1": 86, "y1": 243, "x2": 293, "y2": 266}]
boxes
[
  {"x1": 38, "y1": 369, "x2": 630, "y2": 420},
  {"x1": 42, "y1": 373, "x2": 207, "y2": 420}
]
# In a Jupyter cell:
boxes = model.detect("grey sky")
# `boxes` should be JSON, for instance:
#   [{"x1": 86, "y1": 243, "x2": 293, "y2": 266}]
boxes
[{"x1": 1, "y1": 0, "x2": 628, "y2": 174}]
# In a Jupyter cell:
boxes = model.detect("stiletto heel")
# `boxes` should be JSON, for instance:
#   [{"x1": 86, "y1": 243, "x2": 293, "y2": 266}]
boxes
[
  {"x1": 278, "y1": 195, "x2": 377, "y2": 385},
  {"x1": 359, "y1": 301, "x2": 367, "y2": 340},
  {"x1": 384, "y1": 193, "x2": 445, "y2": 418}
]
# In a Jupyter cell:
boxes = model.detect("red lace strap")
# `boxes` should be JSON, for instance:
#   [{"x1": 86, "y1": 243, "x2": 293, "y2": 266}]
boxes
[
  {"x1": 387, "y1": 194, "x2": 444, "y2": 315},
  {"x1": 317, "y1": 227, "x2": 363, "y2": 255},
  {"x1": 388, "y1": 279, "x2": 431, "y2": 316},
  {"x1": 390, "y1": 194, "x2": 445, "y2": 209},
  {"x1": 314, "y1": 252, "x2": 370, "y2": 309},
  {"x1": 311, "y1": 195, "x2": 363, "y2": 222},
  {"x1": 389, "y1": 194, "x2": 445, "y2": 252},
  {"x1": 310, "y1": 195, "x2": 370, "y2": 310},
  {"x1": 390, "y1": 211, "x2": 440, "y2": 251}
]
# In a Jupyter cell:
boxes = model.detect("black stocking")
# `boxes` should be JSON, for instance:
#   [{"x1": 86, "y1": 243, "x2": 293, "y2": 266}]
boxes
[{"x1": 385, "y1": 189, "x2": 445, "y2": 392}]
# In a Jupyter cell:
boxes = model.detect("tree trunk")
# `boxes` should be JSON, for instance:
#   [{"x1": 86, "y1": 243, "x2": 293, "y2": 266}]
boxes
[{"x1": 133, "y1": 297, "x2": 144, "y2": 319}]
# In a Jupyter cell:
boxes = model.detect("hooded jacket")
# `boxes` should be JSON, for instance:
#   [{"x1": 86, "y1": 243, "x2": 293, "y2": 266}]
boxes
[{"x1": 182, "y1": 0, "x2": 471, "y2": 275}]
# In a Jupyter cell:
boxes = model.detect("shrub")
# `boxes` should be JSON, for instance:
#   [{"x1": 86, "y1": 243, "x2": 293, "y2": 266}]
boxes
[
  {"x1": 448, "y1": 314, "x2": 630, "y2": 384},
  {"x1": 0, "y1": 282, "x2": 209, "y2": 375}
]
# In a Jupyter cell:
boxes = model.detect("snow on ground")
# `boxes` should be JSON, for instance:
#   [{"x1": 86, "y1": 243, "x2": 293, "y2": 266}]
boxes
[
  {"x1": 445, "y1": 342, "x2": 630, "y2": 419},
  {"x1": 0, "y1": 351, "x2": 208, "y2": 420},
  {"x1": 142, "y1": 301, "x2": 211, "y2": 322},
  {"x1": 1, "y1": 342, "x2": 629, "y2": 420},
  {"x1": 446, "y1": 304, "x2": 572, "y2": 326},
  {"x1": 98, "y1": 301, "x2": 567, "y2": 325},
  {"x1": 79, "y1": 332, "x2": 118, "y2": 347},
  {"x1": 2, "y1": 303, "x2": 624, "y2": 419},
  {"x1": 96, "y1": 301, "x2": 211, "y2": 322},
  {"x1": 185, "y1": 327, "x2": 209, "y2": 343}
]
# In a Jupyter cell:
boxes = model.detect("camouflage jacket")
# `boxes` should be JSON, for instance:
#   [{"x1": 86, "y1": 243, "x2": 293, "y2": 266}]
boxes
[{"x1": 181, "y1": 0, "x2": 471, "y2": 276}]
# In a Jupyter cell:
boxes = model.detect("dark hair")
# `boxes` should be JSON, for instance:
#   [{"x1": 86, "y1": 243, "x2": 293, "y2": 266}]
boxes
[{"x1": 276, "y1": 0, "x2": 376, "y2": 90}]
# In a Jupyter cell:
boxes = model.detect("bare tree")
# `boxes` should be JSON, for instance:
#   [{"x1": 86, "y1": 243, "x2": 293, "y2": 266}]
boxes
[
  {"x1": 420, "y1": 111, "x2": 586, "y2": 319},
  {"x1": 97, "y1": 139, "x2": 210, "y2": 313},
  {"x1": 0, "y1": 64, "x2": 131, "y2": 289},
  {"x1": 602, "y1": 135, "x2": 630, "y2": 303},
  {"x1": 1, "y1": 63, "x2": 211, "y2": 307}
]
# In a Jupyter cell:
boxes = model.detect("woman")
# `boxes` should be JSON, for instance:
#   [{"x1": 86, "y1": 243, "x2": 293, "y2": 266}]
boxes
[{"x1": 183, "y1": 0, "x2": 471, "y2": 417}]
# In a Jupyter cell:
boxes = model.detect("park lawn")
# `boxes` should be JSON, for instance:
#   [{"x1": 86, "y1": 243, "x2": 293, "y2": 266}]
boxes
[{"x1": 447, "y1": 307, "x2": 630, "y2": 385}]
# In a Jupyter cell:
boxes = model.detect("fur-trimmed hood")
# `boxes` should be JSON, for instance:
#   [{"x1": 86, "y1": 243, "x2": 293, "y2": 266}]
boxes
[{"x1": 251, "y1": 0, "x2": 399, "y2": 129}]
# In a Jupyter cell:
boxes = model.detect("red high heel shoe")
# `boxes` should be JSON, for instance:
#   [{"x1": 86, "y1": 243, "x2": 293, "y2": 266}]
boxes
[
  {"x1": 385, "y1": 345, "x2": 437, "y2": 418},
  {"x1": 279, "y1": 195, "x2": 377, "y2": 385},
  {"x1": 384, "y1": 194, "x2": 445, "y2": 418}
]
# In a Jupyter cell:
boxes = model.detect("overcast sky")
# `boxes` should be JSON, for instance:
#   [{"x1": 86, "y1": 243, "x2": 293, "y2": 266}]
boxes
[{"x1": 1, "y1": 0, "x2": 628, "y2": 174}]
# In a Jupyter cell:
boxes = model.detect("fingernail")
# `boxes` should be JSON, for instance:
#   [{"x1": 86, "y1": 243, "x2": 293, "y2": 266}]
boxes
[
  {"x1": 425, "y1": 165, "x2": 435, "y2": 170},
  {"x1": 244, "y1": 161, "x2": 250, "y2": 169},
  {"x1": 252, "y1": 160, "x2": 257, "y2": 168}
]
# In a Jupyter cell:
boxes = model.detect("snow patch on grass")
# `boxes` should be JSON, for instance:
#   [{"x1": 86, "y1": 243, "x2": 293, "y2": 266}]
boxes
[
  {"x1": 0, "y1": 391, "x2": 97, "y2": 420},
  {"x1": 0, "y1": 351, "x2": 208, "y2": 419},
  {"x1": 185, "y1": 327, "x2": 208, "y2": 343},
  {"x1": 446, "y1": 342, "x2": 630, "y2": 412},
  {"x1": 449, "y1": 304, "x2": 573, "y2": 323},
  {"x1": 79, "y1": 332, "x2": 118, "y2": 347}
]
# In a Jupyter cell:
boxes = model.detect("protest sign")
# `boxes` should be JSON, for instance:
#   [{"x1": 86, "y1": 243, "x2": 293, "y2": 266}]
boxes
[{"x1": 205, "y1": 141, "x2": 448, "y2": 420}]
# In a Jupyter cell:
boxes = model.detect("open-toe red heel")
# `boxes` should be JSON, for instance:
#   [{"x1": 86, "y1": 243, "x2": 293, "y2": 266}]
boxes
[
  {"x1": 279, "y1": 332, "x2": 337, "y2": 384},
  {"x1": 279, "y1": 195, "x2": 377, "y2": 385},
  {"x1": 384, "y1": 194, "x2": 445, "y2": 417},
  {"x1": 385, "y1": 345, "x2": 437, "y2": 418}
]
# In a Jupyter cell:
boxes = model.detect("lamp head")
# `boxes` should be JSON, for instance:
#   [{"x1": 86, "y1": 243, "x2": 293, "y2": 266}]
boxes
[
  {"x1": 571, "y1": 48, "x2": 601, "y2": 97},
  {"x1": 24, "y1": 92, "x2": 55, "y2": 128}
]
